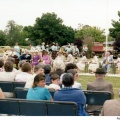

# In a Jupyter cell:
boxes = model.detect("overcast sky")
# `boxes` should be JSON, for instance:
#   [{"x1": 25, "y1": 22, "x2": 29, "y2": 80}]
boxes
[{"x1": 0, "y1": 0, "x2": 120, "y2": 31}]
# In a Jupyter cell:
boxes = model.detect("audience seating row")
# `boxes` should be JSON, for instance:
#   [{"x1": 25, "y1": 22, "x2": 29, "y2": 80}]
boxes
[{"x1": 0, "y1": 98, "x2": 78, "y2": 116}]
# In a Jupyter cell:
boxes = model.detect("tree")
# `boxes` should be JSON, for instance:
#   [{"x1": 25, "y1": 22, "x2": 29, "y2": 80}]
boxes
[
  {"x1": 109, "y1": 11, "x2": 120, "y2": 39},
  {"x1": 0, "y1": 30, "x2": 7, "y2": 45},
  {"x1": 75, "y1": 25, "x2": 106, "y2": 43},
  {"x1": 24, "y1": 12, "x2": 75, "y2": 45},
  {"x1": 5, "y1": 20, "x2": 26, "y2": 46}
]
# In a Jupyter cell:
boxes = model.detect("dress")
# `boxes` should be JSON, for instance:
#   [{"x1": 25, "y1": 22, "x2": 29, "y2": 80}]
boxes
[
  {"x1": 42, "y1": 55, "x2": 51, "y2": 65},
  {"x1": 54, "y1": 88, "x2": 89, "y2": 116},
  {"x1": 26, "y1": 86, "x2": 51, "y2": 100},
  {"x1": 88, "y1": 56, "x2": 99, "y2": 72},
  {"x1": 14, "y1": 45, "x2": 20, "y2": 58},
  {"x1": 32, "y1": 54, "x2": 40, "y2": 66},
  {"x1": 76, "y1": 56, "x2": 87, "y2": 71}
]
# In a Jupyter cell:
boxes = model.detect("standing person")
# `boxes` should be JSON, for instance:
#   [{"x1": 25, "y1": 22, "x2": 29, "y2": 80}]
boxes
[
  {"x1": 101, "y1": 89, "x2": 120, "y2": 116},
  {"x1": 86, "y1": 68, "x2": 114, "y2": 115},
  {"x1": 14, "y1": 42, "x2": 20, "y2": 58},
  {"x1": 102, "y1": 51, "x2": 113, "y2": 73},
  {"x1": 26, "y1": 73, "x2": 52, "y2": 101},
  {"x1": 54, "y1": 73, "x2": 89, "y2": 116}
]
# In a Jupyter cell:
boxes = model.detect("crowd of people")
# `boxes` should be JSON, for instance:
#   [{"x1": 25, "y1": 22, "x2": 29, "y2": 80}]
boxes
[{"x1": 0, "y1": 42, "x2": 120, "y2": 116}]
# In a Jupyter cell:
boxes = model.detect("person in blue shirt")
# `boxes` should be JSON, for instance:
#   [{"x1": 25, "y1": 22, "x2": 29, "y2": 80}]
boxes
[
  {"x1": 26, "y1": 73, "x2": 52, "y2": 101},
  {"x1": 54, "y1": 73, "x2": 89, "y2": 116}
]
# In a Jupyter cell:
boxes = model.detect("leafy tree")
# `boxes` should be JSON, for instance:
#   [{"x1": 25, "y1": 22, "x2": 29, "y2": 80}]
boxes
[
  {"x1": 5, "y1": 20, "x2": 26, "y2": 46},
  {"x1": 109, "y1": 11, "x2": 120, "y2": 39},
  {"x1": 74, "y1": 38, "x2": 83, "y2": 51},
  {"x1": 0, "y1": 30, "x2": 7, "y2": 45},
  {"x1": 75, "y1": 25, "x2": 106, "y2": 43},
  {"x1": 24, "y1": 12, "x2": 75, "y2": 45}
]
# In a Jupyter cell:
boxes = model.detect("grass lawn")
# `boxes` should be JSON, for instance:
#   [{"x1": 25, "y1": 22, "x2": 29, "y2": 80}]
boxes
[{"x1": 78, "y1": 75, "x2": 120, "y2": 99}]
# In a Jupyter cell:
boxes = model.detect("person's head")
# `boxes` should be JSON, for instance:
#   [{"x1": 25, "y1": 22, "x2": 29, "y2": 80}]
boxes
[
  {"x1": 7, "y1": 57, "x2": 15, "y2": 64},
  {"x1": 18, "y1": 61, "x2": 26, "y2": 69},
  {"x1": 67, "y1": 69, "x2": 79, "y2": 81},
  {"x1": 50, "y1": 74, "x2": 60, "y2": 85},
  {"x1": 62, "y1": 73, "x2": 74, "y2": 87},
  {"x1": 92, "y1": 52, "x2": 95, "y2": 57},
  {"x1": 34, "y1": 64, "x2": 44, "y2": 74},
  {"x1": 32, "y1": 73, "x2": 46, "y2": 88},
  {"x1": 105, "y1": 52, "x2": 110, "y2": 57},
  {"x1": 21, "y1": 62, "x2": 32, "y2": 73},
  {"x1": 42, "y1": 50, "x2": 48, "y2": 55},
  {"x1": 0, "y1": 59, "x2": 4, "y2": 68},
  {"x1": 25, "y1": 49, "x2": 29, "y2": 54},
  {"x1": 94, "y1": 68, "x2": 106, "y2": 79},
  {"x1": 34, "y1": 50, "x2": 39, "y2": 55},
  {"x1": 4, "y1": 61, "x2": 13, "y2": 72},
  {"x1": 44, "y1": 65, "x2": 51, "y2": 74},
  {"x1": 65, "y1": 63, "x2": 77, "y2": 72},
  {"x1": 53, "y1": 60, "x2": 65, "y2": 71}
]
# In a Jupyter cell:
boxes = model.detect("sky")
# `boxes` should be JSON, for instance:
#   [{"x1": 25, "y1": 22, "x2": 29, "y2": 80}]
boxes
[{"x1": 0, "y1": 0, "x2": 120, "y2": 32}]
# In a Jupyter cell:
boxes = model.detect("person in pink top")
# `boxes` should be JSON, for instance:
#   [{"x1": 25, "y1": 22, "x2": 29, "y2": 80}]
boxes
[{"x1": 42, "y1": 50, "x2": 51, "y2": 65}]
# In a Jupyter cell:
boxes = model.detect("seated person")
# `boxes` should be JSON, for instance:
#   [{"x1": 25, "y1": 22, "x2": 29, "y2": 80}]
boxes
[
  {"x1": 102, "y1": 52, "x2": 113, "y2": 73},
  {"x1": 15, "y1": 62, "x2": 33, "y2": 82},
  {"x1": 88, "y1": 52, "x2": 99, "y2": 73},
  {"x1": 26, "y1": 73, "x2": 52, "y2": 101},
  {"x1": 0, "y1": 88, "x2": 5, "y2": 99},
  {"x1": 101, "y1": 89, "x2": 120, "y2": 116},
  {"x1": 67, "y1": 69, "x2": 82, "y2": 89},
  {"x1": 116, "y1": 54, "x2": 120, "y2": 74},
  {"x1": 20, "y1": 49, "x2": 32, "y2": 62},
  {"x1": 86, "y1": 68, "x2": 114, "y2": 115},
  {"x1": 54, "y1": 73, "x2": 89, "y2": 116},
  {"x1": 76, "y1": 52, "x2": 87, "y2": 71},
  {"x1": 25, "y1": 64, "x2": 44, "y2": 88},
  {"x1": 43, "y1": 65, "x2": 51, "y2": 83},
  {"x1": 48, "y1": 74, "x2": 60, "y2": 91}
]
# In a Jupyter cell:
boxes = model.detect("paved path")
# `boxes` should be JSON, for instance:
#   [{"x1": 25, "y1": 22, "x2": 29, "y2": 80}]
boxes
[{"x1": 79, "y1": 73, "x2": 120, "y2": 77}]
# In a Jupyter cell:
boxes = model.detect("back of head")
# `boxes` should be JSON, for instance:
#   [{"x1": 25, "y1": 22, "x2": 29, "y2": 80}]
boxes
[
  {"x1": 4, "y1": 61, "x2": 13, "y2": 72},
  {"x1": 62, "y1": 73, "x2": 74, "y2": 87},
  {"x1": 44, "y1": 65, "x2": 51, "y2": 74},
  {"x1": 53, "y1": 59, "x2": 65, "y2": 70},
  {"x1": 50, "y1": 74, "x2": 59, "y2": 81},
  {"x1": 34, "y1": 64, "x2": 44, "y2": 73},
  {"x1": 0, "y1": 59, "x2": 4, "y2": 68},
  {"x1": 7, "y1": 57, "x2": 15, "y2": 64},
  {"x1": 21, "y1": 62, "x2": 32, "y2": 72},
  {"x1": 67, "y1": 69, "x2": 77, "y2": 76},
  {"x1": 65, "y1": 63, "x2": 77, "y2": 72}
]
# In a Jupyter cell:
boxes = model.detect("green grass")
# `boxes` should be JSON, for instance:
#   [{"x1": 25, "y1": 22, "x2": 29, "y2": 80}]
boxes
[{"x1": 78, "y1": 75, "x2": 120, "y2": 99}]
